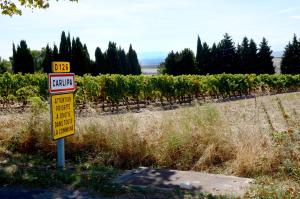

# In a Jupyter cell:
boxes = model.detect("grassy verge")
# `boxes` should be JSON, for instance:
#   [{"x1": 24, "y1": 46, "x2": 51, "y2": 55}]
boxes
[
  {"x1": 0, "y1": 92, "x2": 299, "y2": 198},
  {"x1": 0, "y1": 152, "x2": 124, "y2": 196}
]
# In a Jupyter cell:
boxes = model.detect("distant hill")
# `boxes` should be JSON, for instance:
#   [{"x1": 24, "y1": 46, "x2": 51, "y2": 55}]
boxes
[
  {"x1": 138, "y1": 52, "x2": 167, "y2": 66},
  {"x1": 272, "y1": 51, "x2": 283, "y2": 58}
]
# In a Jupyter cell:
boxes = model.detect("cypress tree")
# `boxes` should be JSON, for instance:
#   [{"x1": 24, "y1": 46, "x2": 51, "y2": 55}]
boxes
[
  {"x1": 236, "y1": 43, "x2": 243, "y2": 72},
  {"x1": 201, "y1": 42, "x2": 211, "y2": 74},
  {"x1": 164, "y1": 49, "x2": 195, "y2": 75},
  {"x1": 118, "y1": 47, "x2": 127, "y2": 74},
  {"x1": 13, "y1": 40, "x2": 34, "y2": 74},
  {"x1": 71, "y1": 37, "x2": 91, "y2": 75},
  {"x1": 178, "y1": 48, "x2": 195, "y2": 75},
  {"x1": 196, "y1": 36, "x2": 203, "y2": 73},
  {"x1": 59, "y1": 31, "x2": 68, "y2": 61},
  {"x1": 248, "y1": 39, "x2": 258, "y2": 73},
  {"x1": 127, "y1": 44, "x2": 141, "y2": 75},
  {"x1": 72, "y1": 37, "x2": 82, "y2": 75},
  {"x1": 106, "y1": 42, "x2": 119, "y2": 74},
  {"x1": 41, "y1": 44, "x2": 53, "y2": 73},
  {"x1": 71, "y1": 38, "x2": 76, "y2": 73},
  {"x1": 67, "y1": 32, "x2": 72, "y2": 60},
  {"x1": 239, "y1": 37, "x2": 250, "y2": 73},
  {"x1": 12, "y1": 43, "x2": 18, "y2": 73},
  {"x1": 95, "y1": 47, "x2": 105, "y2": 75},
  {"x1": 210, "y1": 43, "x2": 218, "y2": 74},
  {"x1": 83, "y1": 44, "x2": 91, "y2": 74},
  {"x1": 281, "y1": 34, "x2": 300, "y2": 74},
  {"x1": 257, "y1": 38, "x2": 274, "y2": 74},
  {"x1": 53, "y1": 44, "x2": 59, "y2": 61},
  {"x1": 217, "y1": 33, "x2": 237, "y2": 73},
  {"x1": 164, "y1": 51, "x2": 176, "y2": 75},
  {"x1": 236, "y1": 37, "x2": 258, "y2": 74}
]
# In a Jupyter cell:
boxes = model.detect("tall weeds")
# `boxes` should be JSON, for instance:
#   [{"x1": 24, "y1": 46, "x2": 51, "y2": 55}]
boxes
[{"x1": 1, "y1": 93, "x2": 299, "y2": 179}]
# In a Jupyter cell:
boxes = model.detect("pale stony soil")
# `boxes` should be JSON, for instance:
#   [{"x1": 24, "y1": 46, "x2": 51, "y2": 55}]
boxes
[
  {"x1": 217, "y1": 92, "x2": 300, "y2": 133},
  {"x1": 108, "y1": 92, "x2": 300, "y2": 135}
]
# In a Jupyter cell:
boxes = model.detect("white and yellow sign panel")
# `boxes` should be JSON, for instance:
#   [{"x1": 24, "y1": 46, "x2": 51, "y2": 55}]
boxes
[
  {"x1": 52, "y1": 62, "x2": 71, "y2": 73},
  {"x1": 51, "y1": 93, "x2": 75, "y2": 140}
]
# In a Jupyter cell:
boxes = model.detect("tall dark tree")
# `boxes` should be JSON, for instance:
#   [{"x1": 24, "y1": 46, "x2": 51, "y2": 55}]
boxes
[
  {"x1": 59, "y1": 31, "x2": 69, "y2": 61},
  {"x1": 94, "y1": 47, "x2": 105, "y2": 75},
  {"x1": 12, "y1": 43, "x2": 17, "y2": 72},
  {"x1": 216, "y1": 33, "x2": 237, "y2": 73},
  {"x1": 53, "y1": 44, "x2": 59, "y2": 61},
  {"x1": 67, "y1": 32, "x2": 72, "y2": 59},
  {"x1": 105, "y1": 42, "x2": 119, "y2": 74},
  {"x1": 71, "y1": 37, "x2": 82, "y2": 74},
  {"x1": 127, "y1": 44, "x2": 141, "y2": 75},
  {"x1": 257, "y1": 38, "x2": 274, "y2": 74},
  {"x1": 281, "y1": 34, "x2": 300, "y2": 74},
  {"x1": 236, "y1": 37, "x2": 258, "y2": 74},
  {"x1": 12, "y1": 40, "x2": 34, "y2": 74},
  {"x1": 71, "y1": 37, "x2": 90, "y2": 75},
  {"x1": 209, "y1": 43, "x2": 219, "y2": 74},
  {"x1": 118, "y1": 47, "x2": 127, "y2": 74},
  {"x1": 71, "y1": 38, "x2": 76, "y2": 72},
  {"x1": 248, "y1": 39, "x2": 258, "y2": 73},
  {"x1": 41, "y1": 44, "x2": 53, "y2": 73},
  {"x1": 163, "y1": 49, "x2": 195, "y2": 75},
  {"x1": 164, "y1": 51, "x2": 177, "y2": 75},
  {"x1": 196, "y1": 36, "x2": 203, "y2": 73},
  {"x1": 236, "y1": 43, "x2": 242, "y2": 72},
  {"x1": 239, "y1": 37, "x2": 250, "y2": 73},
  {"x1": 200, "y1": 42, "x2": 211, "y2": 74},
  {"x1": 83, "y1": 44, "x2": 91, "y2": 74},
  {"x1": 178, "y1": 48, "x2": 195, "y2": 75}
]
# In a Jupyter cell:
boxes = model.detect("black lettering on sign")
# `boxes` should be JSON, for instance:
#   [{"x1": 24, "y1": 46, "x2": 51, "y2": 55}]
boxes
[{"x1": 52, "y1": 78, "x2": 73, "y2": 88}]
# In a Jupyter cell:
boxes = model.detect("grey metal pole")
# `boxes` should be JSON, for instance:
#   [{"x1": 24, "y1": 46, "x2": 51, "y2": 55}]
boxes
[{"x1": 57, "y1": 138, "x2": 65, "y2": 168}]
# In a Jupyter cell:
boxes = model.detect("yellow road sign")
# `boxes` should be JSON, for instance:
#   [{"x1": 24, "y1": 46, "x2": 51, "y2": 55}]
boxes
[
  {"x1": 52, "y1": 62, "x2": 71, "y2": 73},
  {"x1": 51, "y1": 93, "x2": 75, "y2": 140}
]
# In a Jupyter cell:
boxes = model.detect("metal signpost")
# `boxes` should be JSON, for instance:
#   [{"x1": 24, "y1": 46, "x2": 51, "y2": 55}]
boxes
[{"x1": 48, "y1": 62, "x2": 75, "y2": 168}]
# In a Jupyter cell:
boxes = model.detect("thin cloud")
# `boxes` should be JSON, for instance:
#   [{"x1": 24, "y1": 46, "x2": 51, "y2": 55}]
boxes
[
  {"x1": 290, "y1": 15, "x2": 300, "y2": 19},
  {"x1": 277, "y1": 7, "x2": 300, "y2": 14}
]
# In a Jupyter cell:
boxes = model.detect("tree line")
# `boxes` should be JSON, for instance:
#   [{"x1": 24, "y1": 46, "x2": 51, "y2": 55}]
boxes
[
  {"x1": 3, "y1": 32, "x2": 300, "y2": 76},
  {"x1": 162, "y1": 34, "x2": 299, "y2": 75},
  {"x1": 10, "y1": 31, "x2": 142, "y2": 76}
]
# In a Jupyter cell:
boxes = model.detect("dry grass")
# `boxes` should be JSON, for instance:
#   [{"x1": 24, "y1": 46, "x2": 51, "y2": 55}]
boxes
[{"x1": 0, "y1": 93, "x2": 299, "y2": 181}]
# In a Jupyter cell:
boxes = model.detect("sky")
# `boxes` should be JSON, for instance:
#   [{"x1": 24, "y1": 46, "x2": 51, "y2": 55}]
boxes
[{"x1": 1, "y1": 0, "x2": 300, "y2": 60}]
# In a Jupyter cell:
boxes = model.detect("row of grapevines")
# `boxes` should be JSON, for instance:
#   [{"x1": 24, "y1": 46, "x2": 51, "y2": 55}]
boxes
[
  {"x1": 0, "y1": 72, "x2": 48, "y2": 107},
  {"x1": 75, "y1": 74, "x2": 300, "y2": 108},
  {"x1": 0, "y1": 72, "x2": 299, "y2": 109}
]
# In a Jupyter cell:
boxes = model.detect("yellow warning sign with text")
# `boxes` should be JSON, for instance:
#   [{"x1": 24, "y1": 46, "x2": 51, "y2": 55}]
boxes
[{"x1": 51, "y1": 93, "x2": 75, "y2": 140}]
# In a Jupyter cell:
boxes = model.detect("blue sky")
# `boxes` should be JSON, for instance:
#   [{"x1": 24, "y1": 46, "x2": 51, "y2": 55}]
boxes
[{"x1": 1, "y1": 0, "x2": 300, "y2": 60}]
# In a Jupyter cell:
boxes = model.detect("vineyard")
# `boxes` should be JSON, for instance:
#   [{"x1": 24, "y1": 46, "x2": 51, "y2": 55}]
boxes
[{"x1": 0, "y1": 72, "x2": 299, "y2": 111}]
